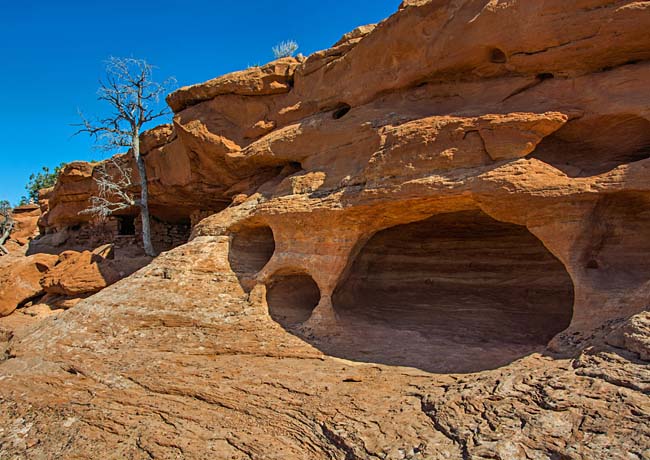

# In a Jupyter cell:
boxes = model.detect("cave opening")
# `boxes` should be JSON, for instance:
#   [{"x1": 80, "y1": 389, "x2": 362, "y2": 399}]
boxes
[
  {"x1": 304, "y1": 210, "x2": 576, "y2": 373},
  {"x1": 581, "y1": 192, "x2": 650, "y2": 289},
  {"x1": 530, "y1": 114, "x2": 650, "y2": 177},
  {"x1": 117, "y1": 215, "x2": 136, "y2": 236},
  {"x1": 228, "y1": 225, "x2": 276, "y2": 276},
  {"x1": 489, "y1": 47, "x2": 507, "y2": 64},
  {"x1": 332, "y1": 103, "x2": 352, "y2": 120},
  {"x1": 266, "y1": 272, "x2": 320, "y2": 327},
  {"x1": 537, "y1": 72, "x2": 554, "y2": 81}
]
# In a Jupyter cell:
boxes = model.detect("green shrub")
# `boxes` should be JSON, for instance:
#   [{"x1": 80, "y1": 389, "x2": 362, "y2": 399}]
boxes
[
  {"x1": 272, "y1": 40, "x2": 299, "y2": 59},
  {"x1": 23, "y1": 164, "x2": 65, "y2": 203}
]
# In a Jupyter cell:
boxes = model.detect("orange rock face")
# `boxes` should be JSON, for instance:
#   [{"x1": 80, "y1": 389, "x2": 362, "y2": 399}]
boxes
[
  {"x1": 9, "y1": 204, "x2": 41, "y2": 244},
  {"x1": 36, "y1": 244, "x2": 149, "y2": 298},
  {"x1": 1, "y1": 204, "x2": 41, "y2": 254},
  {"x1": 0, "y1": 253, "x2": 57, "y2": 317},
  {"x1": 40, "y1": 249, "x2": 121, "y2": 296},
  {"x1": 2, "y1": 1, "x2": 650, "y2": 458}
]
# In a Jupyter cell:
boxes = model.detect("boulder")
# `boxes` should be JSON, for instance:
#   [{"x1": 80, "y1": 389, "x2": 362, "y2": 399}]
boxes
[
  {"x1": 607, "y1": 311, "x2": 650, "y2": 361},
  {"x1": 40, "y1": 249, "x2": 122, "y2": 296},
  {"x1": 166, "y1": 58, "x2": 300, "y2": 112},
  {"x1": 9, "y1": 204, "x2": 41, "y2": 244},
  {"x1": 0, "y1": 253, "x2": 57, "y2": 317}
]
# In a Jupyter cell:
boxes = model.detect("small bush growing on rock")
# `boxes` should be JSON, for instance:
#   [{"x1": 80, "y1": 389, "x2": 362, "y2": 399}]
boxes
[{"x1": 272, "y1": 40, "x2": 299, "y2": 59}]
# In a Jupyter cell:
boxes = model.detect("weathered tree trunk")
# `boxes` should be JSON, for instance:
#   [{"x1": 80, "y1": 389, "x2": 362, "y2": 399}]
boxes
[
  {"x1": 133, "y1": 131, "x2": 156, "y2": 257},
  {"x1": 0, "y1": 218, "x2": 13, "y2": 255}
]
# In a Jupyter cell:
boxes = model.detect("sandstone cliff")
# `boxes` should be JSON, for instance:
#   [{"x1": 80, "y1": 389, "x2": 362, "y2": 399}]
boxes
[{"x1": 1, "y1": 1, "x2": 650, "y2": 458}]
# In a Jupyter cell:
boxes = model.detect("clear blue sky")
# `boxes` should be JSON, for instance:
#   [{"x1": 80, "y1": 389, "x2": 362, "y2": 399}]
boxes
[{"x1": 0, "y1": 1, "x2": 400, "y2": 205}]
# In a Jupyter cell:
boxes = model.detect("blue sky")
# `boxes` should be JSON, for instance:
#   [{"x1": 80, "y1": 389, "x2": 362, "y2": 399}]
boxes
[{"x1": 0, "y1": 1, "x2": 400, "y2": 205}]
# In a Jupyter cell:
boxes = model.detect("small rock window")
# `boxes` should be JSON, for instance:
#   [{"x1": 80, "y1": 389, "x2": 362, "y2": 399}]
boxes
[
  {"x1": 537, "y1": 72, "x2": 554, "y2": 81},
  {"x1": 117, "y1": 215, "x2": 136, "y2": 236},
  {"x1": 489, "y1": 47, "x2": 507, "y2": 64},
  {"x1": 332, "y1": 104, "x2": 351, "y2": 120},
  {"x1": 266, "y1": 272, "x2": 321, "y2": 326}
]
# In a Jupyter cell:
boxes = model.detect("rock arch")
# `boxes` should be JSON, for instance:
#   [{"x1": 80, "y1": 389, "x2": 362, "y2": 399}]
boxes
[{"x1": 266, "y1": 272, "x2": 321, "y2": 327}]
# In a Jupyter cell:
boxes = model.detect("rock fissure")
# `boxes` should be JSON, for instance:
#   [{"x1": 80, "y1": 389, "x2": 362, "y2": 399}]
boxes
[
  {"x1": 418, "y1": 396, "x2": 470, "y2": 460},
  {"x1": 510, "y1": 33, "x2": 600, "y2": 58}
]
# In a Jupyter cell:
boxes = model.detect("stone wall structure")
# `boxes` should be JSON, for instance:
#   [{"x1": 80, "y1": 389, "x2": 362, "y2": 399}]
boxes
[{"x1": 36, "y1": 208, "x2": 191, "y2": 255}]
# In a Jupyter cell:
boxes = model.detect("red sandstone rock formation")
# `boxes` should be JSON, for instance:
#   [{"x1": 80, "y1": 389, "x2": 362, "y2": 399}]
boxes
[
  {"x1": 8, "y1": 204, "x2": 41, "y2": 246},
  {"x1": 0, "y1": 203, "x2": 41, "y2": 255},
  {"x1": 0, "y1": 253, "x2": 57, "y2": 317},
  {"x1": 1, "y1": 1, "x2": 650, "y2": 458},
  {"x1": 40, "y1": 245, "x2": 134, "y2": 297},
  {"x1": 0, "y1": 242, "x2": 149, "y2": 317}
]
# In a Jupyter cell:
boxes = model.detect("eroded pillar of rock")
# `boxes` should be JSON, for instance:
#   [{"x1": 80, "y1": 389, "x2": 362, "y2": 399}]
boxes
[{"x1": 256, "y1": 213, "x2": 369, "y2": 331}]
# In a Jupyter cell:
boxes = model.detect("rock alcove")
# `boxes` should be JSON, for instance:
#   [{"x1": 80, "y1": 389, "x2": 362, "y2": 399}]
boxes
[
  {"x1": 530, "y1": 114, "x2": 650, "y2": 177},
  {"x1": 268, "y1": 210, "x2": 575, "y2": 373},
  {"x1": 228, "y1": 225, "x2": 276, "y2": 283},
  {"x1": 266, "y1": 272, "x2": 321, "y2": 326}
]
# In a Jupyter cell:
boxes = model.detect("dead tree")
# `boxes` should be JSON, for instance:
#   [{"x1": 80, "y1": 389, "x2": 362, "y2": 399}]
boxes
[
  {"x1": 76, "y1": 57, "x2": 175, "y2": 257},
  {"x1": 0, "y1": 203, "x2": 13, "y2": 256},
  {"x1": 80, "y1": 158, "x2": 136, "y2": 219}
]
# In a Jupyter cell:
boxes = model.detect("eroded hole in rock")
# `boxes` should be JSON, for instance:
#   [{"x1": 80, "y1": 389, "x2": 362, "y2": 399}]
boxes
[
  {"x1": 308, "y1": 210, "x2": 574, "y2": 373},
  {"x1": 489, "y1": 47, "x2": 507, "y2": 63},
  {"x1": 288, "y1": 161, "x2": 302, "y2": 171},
  {"x1": 266, "y1": 273, "x2": 320, "y2": 327},
  {"x1": 581, "y1": 192, "x2": 650, "y2": 289},
  {"x1": 228, "y1": 225, "x2": 275, "y2": 275},
  {"x1": 530, "y1": 114, "x2": 650, "y2": 177},
  {"x1": 332, "y1": 104, "x2": 352, "y2": 120},
  {"x1": 537, "y1": 72, "x2": 554, "y2": 80}
]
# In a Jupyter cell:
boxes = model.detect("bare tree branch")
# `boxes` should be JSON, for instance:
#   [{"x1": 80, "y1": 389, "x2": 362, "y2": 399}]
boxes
[
  {"x1": 79, "y1": 159, "x2": 136, "y2": 220},
  {"x1": 73, "y1": 57, "x2": 176, "y2": 152},
  {"x1": 75, "y1": 57, "x2": 176, "y2": 257}
]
